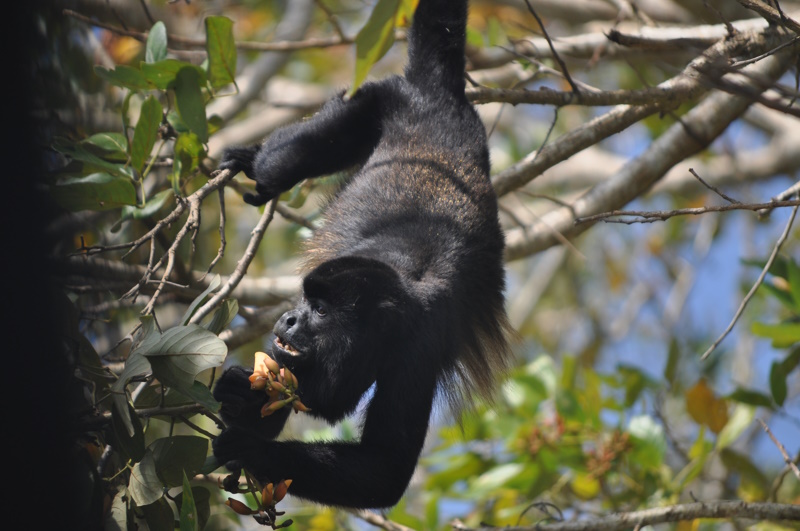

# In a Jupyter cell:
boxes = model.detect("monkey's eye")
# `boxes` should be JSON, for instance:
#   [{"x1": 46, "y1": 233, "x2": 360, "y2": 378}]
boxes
[{"x1": 312, "y1": 303, "x2": 327, "y2": 317}]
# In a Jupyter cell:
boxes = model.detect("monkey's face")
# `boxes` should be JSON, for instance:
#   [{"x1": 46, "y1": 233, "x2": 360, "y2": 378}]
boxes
[{"x1": 268, "y1": 256, "x2": 411, "y2": 415}]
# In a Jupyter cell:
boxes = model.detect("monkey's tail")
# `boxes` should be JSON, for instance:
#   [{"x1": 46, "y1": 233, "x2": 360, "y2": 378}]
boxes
[{"x1": 404, "y1": 0, "x2": 468, "y2": 99}]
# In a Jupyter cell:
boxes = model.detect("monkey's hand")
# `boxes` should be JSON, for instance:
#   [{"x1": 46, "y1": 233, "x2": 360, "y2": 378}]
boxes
[
  {"x1": 219, "y1": 145, "x2": 258, "y2": 178},
  {"x1": 213, "y1": 366, "x2": 291, "y2": 440},
  {"x1": 213, "y1": 425, "x2": 269, "y2": 475}
]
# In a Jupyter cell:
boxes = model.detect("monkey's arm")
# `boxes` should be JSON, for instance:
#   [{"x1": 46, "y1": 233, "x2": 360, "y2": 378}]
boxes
[
  {"x1": 220, "y1": 84, "x2": 386, "y2": 206},
  {"x1": 212, "y1": 373, "x2": 435, "y2": 508}
]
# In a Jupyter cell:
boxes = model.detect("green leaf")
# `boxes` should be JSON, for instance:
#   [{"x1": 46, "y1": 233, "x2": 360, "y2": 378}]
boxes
[
  {"x1": 131, "y1": 96, "x2": 164, "y2": 172},
  {"x1": 205, "y1": 299, "x2": 239, "y2": 335},
  {"x1": 52, "y1": 137, "x2": 136, "y2": 179},
  {"x1": 350, "y1": 0, "x2": 400, "y2": 97},
  {"x1": 719, "y1": 448, "x2": 770, "y2": 495},
  {"x1": 205, "y1": 16, "x2": 237, "y2": 89},
  {"x1": 141, "y1": 59, "x2": 206, "y2": 90},
  {"x1": 179, "y1": 472, "x2": 198, "y2": 531},
  {"x1": 129, "y1": 451, "x2": 164, "y2": 506},
  {"x1": 149, "y1": 436, "x2": 209, "y2": 487},
  {"x1": 94, "y1": 64, "x2": 150, "y2": 90},
  {"x1": 111, "y1": 317, "x2": 161, "y2": 436},
  {"x1": 716, "y1": 404, "x2": 756, "y2": 450},
  {"x1": 769, "y1": 360, "x2": 788, "y2": 406},
  {"x1": 176, "y1": 487, "x2": 211, "y2": 531},
  {"x1": 144, "y1": 324, "x2": 226, "y2": 391},
  {"x1": 111, "y1": 401, "x2": 146, "y2": 462},
  {"x1": 787, "y1": 258, "x2": 800, "y2": 311},
  {"x1": 174, "y1": 67, "x2": 209, "y2": 143},
  {"x1": 727, "y1": 387, "x2": 774, "y2": 408},
  {"x1": 752, "y1": 321, "x2": 800, "y2": 348},
  {"x1": 82, "y1": 132, "x2": 129, "y2": 161},
  {"x1": 172, "y1": 132, "x2": 207, "y2": 185},
  {"x1": 112, "y1": 189, "x2": 174, "y2": 232},
  {"x1": 178, "y1": 381, "x2": 221, "y2": 412},
  {"x1": 146, "y1": 21, "x2": 168, "y2": 64},
  {"x1": 781, "y1": 345, "x2": 800, "y2": 372},
  {"x1": 108, "y1": 487, "x2": 129, "y2": 531},
  {"x1": 471, "y1": 463, "x2": 523, "y2": 493},
  {"x1": 51, "y1": 173, "x2": 137, "y2": 212},
  {"x1": 627, "y1": 415, "x2": 666, "y2": 469},
  {"x1": 140, "y1": 498, "x2": 175, "y2": 531},
  {"x1": 181, "y1": 275, "x2": 222, "y2": 325}
]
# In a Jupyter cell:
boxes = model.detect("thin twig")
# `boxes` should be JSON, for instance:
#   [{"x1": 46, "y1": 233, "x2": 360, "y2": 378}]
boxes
[
  {"x1": 700, "y1": 204, "x2": 799, "y2": 360},
  {"x1": 688, "y1": 168, "x2": 741, "y2": 204},
  {"x1": 758, "y1": 419, "x2": 800, "y2": 480},
  {"x1": 189, "y1": 199, "x2": 279, "y2": 325},
  {"x1": 346, "y1": 509, "x2": 415, "y2": 531},
  {"x1": 452, "y1": 501, "x2": 800, "y2": 530},
  {"x1": 522, "y1": 0, "x2": 581, "y2": 95},
  {"x1": 574, "y1": 199, "x2": 800, "y2": 224}
]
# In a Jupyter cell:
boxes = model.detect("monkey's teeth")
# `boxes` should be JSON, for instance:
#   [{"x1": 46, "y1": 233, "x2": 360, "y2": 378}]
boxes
[{"x1": 275, "y1": 337, "x2": 301, "y2": 356}]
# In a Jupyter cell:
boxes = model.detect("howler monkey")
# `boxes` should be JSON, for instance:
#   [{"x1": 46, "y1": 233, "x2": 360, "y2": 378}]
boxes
[{"x1": 212, "y1": 0, "x2": 513, "y2": 508}]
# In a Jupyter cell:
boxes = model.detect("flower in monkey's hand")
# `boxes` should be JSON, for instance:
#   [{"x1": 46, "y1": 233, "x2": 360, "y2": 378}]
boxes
[{"x1": 248, "y1": 351, "x2": 310, "y2": 416}]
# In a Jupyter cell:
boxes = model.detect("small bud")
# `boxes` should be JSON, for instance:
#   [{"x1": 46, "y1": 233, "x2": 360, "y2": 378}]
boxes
[
  {"x1": 292, "y1": 400, "x2": 311, "y2": 413},
  {"x1": 225, "y1": 498, "x2": 255, "y2": 515},
  {"x1": 274, "y1": 479, "x2": 293, "y2": 502},
  {"x1": 261, "y1": 400, "x2": 284, "y2": 417},
  {"x1": 261, "y1": 483, "x2": 274, "y2": 506},
  {"x1": 249, "y1": 376, "x2": 268, "y2": 391}
]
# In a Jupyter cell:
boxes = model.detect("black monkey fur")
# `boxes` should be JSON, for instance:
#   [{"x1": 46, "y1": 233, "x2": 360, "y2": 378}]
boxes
[{"x1": 212, "y1": 0, "x2": 513, "y2": 508}]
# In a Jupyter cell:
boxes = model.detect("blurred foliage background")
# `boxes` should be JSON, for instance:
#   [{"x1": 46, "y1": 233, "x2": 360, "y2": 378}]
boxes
[{"x1": 31, "y1": 0, "x2": 800, "y2": 529}]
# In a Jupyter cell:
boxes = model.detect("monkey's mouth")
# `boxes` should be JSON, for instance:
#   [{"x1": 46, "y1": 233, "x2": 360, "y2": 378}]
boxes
[{"x1": 274, "y1": 337, "x2": 302, "y2": 357}]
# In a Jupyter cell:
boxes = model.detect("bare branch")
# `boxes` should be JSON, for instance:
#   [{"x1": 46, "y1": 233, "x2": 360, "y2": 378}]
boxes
[
  {"x1": 189, "y1": 200, "x2": 279, "y2": 325},
  {"x1": 503, "y1": 33, "x2": 796, "y2": 261},
  {"x1": 758, "y1": 419, "x2": 800, "y2": 481},
  {"x1": 451, "y1": 501, "x2": 800, "y2": 530},
  {"x1": 574, "y1": 199, "x2": 800, "y2": 224}
]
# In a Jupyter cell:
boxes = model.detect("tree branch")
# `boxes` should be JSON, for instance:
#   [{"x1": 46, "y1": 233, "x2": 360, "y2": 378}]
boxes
[{"x1": 451, "y1": 501, "x2": 800, "y2": 531}]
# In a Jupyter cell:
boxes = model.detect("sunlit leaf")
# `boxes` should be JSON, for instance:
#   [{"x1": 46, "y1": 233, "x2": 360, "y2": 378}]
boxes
[
  {"x1": 571, "y1": 473, "x2": 600, "y2": 499},
  {"x1": 471, "y1": 463, "x2": 523, "y2": 492},
  {"x1": 752, "y1": 321, "x2": 800, "y2": 348},
  {"x1": 146, "y1": 21, "x2": 168, "y2": 64},
  {"x1": 350, "y1": 0, "x2": 400, "y2": 97},
  {"x1": 205, "y1": 16, "x2": 237, "y2": 89},
  {"x1": 716, "y1": 404, "x2": 756, "y2": 450}
]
